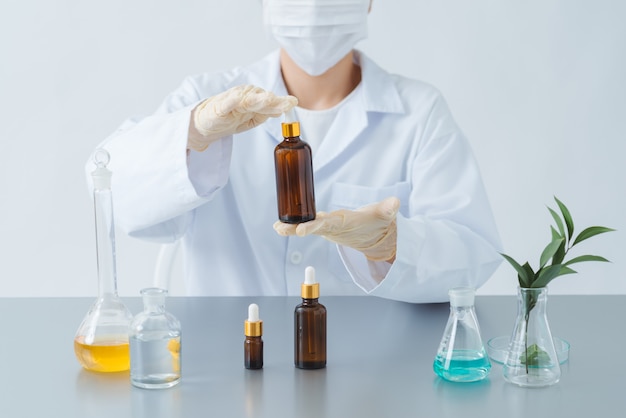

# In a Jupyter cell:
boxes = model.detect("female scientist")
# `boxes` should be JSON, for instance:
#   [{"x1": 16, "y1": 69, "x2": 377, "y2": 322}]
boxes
[{"x1": 88, "y1": 0, "x2": 502, "y2": 302}]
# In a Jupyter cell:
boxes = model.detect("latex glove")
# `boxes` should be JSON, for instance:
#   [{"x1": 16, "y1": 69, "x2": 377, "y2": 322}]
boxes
[
  {"x1": 189, "y1": 85, "x2": 298, "y2": 152},
  {"x1": 274, "y1": 197, "x2": 400, "y2": 262}
]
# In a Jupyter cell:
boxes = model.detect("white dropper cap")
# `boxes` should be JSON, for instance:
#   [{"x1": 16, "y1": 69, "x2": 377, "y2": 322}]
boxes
[
  {"x1": 91, "y1": 148, "x2": 112, "y2": 190},
  {"x1": 244, "y1": 303, "x2": 263, "y2": 337},
  {"x1": 448, "y1": 287, "x2": 476, "y2": 307},
  {"x1": 284, "y1": 108, "x2": 297, "y2": 124},
  {"x1": 301, "y1": 266, "x2": 320, "y2": 299},
  {"x1": 281, "y1": 108, "x2": 300, "y2": 137},
  {"x1": 305, "y1": 266, "x2": 316, "y2": 285},
  {"x1": 248, "y1": 303, "x2": 260, "y2": 322}
]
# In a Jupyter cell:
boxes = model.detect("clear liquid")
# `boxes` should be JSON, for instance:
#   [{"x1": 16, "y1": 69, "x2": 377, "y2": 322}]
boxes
[
  {"x1": 130, "y1": 336, "x2": 181, "y2": 389},
  {"x1": 433, "y1": 350, "x2": 491, "y2": 382},
  {"x1": 74, "y1": 336, "x2": 130, "y2": 372}
]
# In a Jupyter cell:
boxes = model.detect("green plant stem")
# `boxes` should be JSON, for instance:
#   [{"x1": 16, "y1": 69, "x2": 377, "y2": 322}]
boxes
[
  {"x1": 525, "y1": 311, "x2": 529, "y2": 374},
  {"x1": 522, "y1": 289, "x2": 538, "y2": 374}
]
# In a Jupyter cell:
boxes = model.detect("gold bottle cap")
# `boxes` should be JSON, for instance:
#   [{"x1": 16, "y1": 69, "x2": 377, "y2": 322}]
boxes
[
  {"x1": 244, "y1": 320, "x2": 263, "y2": 337},
  {"x1": 301, "y1": 266, "x2": 320, "y2": 299},
  {"x1": 301, "y1": 282, "x2": 320, "y2": 299},
  {"x1": 282, "y1": 121, "x2": 300, "y2": 138},
  {"x1": 244, "y1": 303, "x2": 263, "y2": 337}
]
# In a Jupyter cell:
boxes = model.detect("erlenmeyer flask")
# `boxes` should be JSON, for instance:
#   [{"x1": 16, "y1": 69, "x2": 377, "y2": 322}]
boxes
[
  {"x1": 433, "y1": 287, "x2": 491, "y2": 382},
  {"x1": 503, "y1": 287, "x2": 560, "y2": 387},
  {"x1": 74, "y1": 149, "x2": 133, "y2": 372}
]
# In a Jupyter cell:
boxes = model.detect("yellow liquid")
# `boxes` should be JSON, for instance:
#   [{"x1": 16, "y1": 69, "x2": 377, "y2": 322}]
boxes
[{"x1": 74, "y1": 336, "x2": 130, "y2": 372}]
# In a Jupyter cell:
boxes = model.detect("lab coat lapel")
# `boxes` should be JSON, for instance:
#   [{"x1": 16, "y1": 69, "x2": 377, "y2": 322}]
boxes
[
  {"x1": 313, "y1": 97, "x2": 367, "y2": 172},
  {"x1": 313, "y1": 51, "x2": 404, "y2": 172},
  {"x1": 262, "y1": 113, "x2": 283, "y2": 143},
  {"x1": 258, "y1": 49, "x2": 405, "y2": 167}
]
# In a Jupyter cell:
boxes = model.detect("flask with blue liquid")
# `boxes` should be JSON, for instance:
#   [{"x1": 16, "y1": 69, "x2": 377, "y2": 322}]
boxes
[{"x1": 433, "y1": 287, "x2": 491, "y2": 382}]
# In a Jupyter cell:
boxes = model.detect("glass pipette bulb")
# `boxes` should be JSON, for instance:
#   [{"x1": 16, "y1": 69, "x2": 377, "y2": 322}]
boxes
[{"x1": 74, "y1": 149, "x2": 133, "y2": 372}]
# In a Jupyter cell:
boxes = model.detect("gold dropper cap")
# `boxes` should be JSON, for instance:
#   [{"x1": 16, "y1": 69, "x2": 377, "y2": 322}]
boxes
[
  {"x1": 282, "y1": 121, "x2": 300, "y2": 138},
  {"x1": 282, "y1": 108, "x2": 300, "y2": 137},
  {"x1": 301, "y1": 266, "x2": 319, "y2": 299},
  {"x1": 301, "y1": 282, "x2": 319, "y2": 299},
  {"x1": 245, "y1": 320, "x2": 263, "y2": 337},
  {"x1": 244, "y1": 303, "x2": 263, "y2": 337}
]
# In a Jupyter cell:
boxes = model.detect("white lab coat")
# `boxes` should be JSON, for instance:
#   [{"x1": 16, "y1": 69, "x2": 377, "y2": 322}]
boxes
[{"x1": 93, "y1": 50, "x2": 502, "y2": 303}]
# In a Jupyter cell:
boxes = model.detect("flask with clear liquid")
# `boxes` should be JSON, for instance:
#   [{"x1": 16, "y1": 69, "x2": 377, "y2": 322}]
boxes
[
  {"x1": 433, "y1": 287, "x2": 491, "y2": 382},
  {"x1": 130, "y1": 288, "x2": 181, "y2": 389},
  {"x1": 74, "y1": 149, "x2": 133, "y2": 372}
]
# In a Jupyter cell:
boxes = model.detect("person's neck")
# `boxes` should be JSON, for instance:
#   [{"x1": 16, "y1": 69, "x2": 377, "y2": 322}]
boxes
[{"x1": 280, "y1": 49, "x2": 362, "y2": 110}]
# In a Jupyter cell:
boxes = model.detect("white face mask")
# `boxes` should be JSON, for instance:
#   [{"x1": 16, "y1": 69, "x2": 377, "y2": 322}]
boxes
[{"x1": 263, "y1": 0, "x2": 370, "y2": 76}]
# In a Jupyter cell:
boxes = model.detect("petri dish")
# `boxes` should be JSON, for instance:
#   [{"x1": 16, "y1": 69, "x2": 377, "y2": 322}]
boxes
[{"x1": 487, "y1": 336, "x2": 570, "y2": 365}]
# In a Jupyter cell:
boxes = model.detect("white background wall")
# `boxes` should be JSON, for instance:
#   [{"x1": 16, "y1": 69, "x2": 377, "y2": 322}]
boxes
[{"x1": 1, "y1": 0, "x2": 624, "y2": 297}]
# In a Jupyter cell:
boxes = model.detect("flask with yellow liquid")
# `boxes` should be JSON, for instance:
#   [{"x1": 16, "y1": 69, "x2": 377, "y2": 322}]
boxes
[{"x1": 74, "y1": 149, "x2": 133, "y2": 372}]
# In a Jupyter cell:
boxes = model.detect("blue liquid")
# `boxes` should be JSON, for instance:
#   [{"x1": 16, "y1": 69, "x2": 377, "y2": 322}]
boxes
[{"x1": 433, "y1": 350, "x2": 491, "y2": 382}]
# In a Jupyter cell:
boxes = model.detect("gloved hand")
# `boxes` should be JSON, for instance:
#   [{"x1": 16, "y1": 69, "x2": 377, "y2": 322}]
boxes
[
  {"x1": 189, "y1": 85, "x2": 298, "y2": 152},
  {"x1": 273, "y1": 197, "x2": 400, "y2": 262}
]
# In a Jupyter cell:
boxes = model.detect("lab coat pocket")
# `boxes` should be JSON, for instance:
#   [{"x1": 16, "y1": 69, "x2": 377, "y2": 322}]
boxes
[
  {"x1": 327, "y1": 181, "x2": 410, "y2": 281},
  {"x1": 328, "y1": 181, "x2": 410, "y2": 212}
]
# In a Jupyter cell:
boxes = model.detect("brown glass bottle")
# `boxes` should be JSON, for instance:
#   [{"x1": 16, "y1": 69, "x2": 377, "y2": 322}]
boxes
[
  {"x1": 274, "y1": 120, "x2": 316, "y2": 224},
  {"x1": 244, "y1": 336, "x2": 263, "y2": 370},
  {"x1": 244, "y1": 304, "x2": 263, "y2": 370},
  {"x1": 294, "y1": 267, "x2": 326, "y2": 369}
]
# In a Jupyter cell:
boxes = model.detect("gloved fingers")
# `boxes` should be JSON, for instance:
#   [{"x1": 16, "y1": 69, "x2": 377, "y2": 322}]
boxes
[
  {"x1": 363, "y1": 220, "x2": 398, "y2": 262},
  {"x1": 207, "y1": 85, "x2": 296, "y2": 116},
  {"x1": 370, "y1": 196, "x2": 401, "y2": 221},
  {"x1": 187, "y1": 137, "x2": 210, "y2": 152},
  {"x1": 234, "y1": 113, "x2": 271, "y2": 133},
  {"x1": 295, "y1": 211, "x2": 348, "y2": 237},
  {"x1": 273, "y1": 221, "x2": 298, "y2": 236},
  {"x1": 296, "y1": 197, "x2": 400, "y2": 235},
  {"x1": 208, "y1": 85, "x2": 253, "y2": 116},
  {"x1": 194, "y1": 97, "x2": 237, "y2": 136},
  {"x1": 238, "y1": 92, "x2": 298, "y2": 115},
  {"x1": 197, "y1": 110, "x2": 236, "y2": 131}
]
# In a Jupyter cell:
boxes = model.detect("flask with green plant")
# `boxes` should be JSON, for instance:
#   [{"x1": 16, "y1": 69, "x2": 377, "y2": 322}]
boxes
[{"x1": 500, "y1": 196, "x2": 614, "y2": 386}]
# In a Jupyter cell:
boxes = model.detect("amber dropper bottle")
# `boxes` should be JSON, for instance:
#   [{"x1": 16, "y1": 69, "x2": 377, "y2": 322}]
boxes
[
  {"x1": 274, "y1": 109, "x2": 316, "y2": 224},
  {"x1": 294, "y1": 266, "x2": 327, "y2": 369},
  {"x1": 244, "y1": 303, "x2": 263, "y2": 370}
]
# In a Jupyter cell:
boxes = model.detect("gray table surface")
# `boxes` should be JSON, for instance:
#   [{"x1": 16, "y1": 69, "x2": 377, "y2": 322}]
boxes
[{"x1": 0, "y1": 295, "x2": 623, "y2": 417}]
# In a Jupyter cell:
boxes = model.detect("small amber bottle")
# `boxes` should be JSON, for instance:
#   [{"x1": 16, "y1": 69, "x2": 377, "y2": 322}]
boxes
[
  {"x1": 274, "y1": 111, "x2": 316, "y2": 224},
  {"x1": 244, "y1": 303, "x2": 263, "y2": 370},
  {"x1": 294, "y1": 266, "x2": 326, "y2": 369}
]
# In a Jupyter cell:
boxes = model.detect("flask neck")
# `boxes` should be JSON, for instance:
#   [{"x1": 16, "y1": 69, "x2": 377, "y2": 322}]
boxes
[
  {"x1": 301, "y1": 298, "x2": 319, "y2": 305},
  {"x1": 93, "y1": 188, "x2": 119, "y2": 298},
  {"x1": 141, "y1": 288, "x2": 168, "y2": 314},
  {"x1": 517, "y1": 287, "x2": 548, "y2": 316},
  {"x1": 451, "y1": 304, "x2": 475, "y2": 312},
  {"x1": 450, "y1": 305, "x2": 477, "y2": 323}
]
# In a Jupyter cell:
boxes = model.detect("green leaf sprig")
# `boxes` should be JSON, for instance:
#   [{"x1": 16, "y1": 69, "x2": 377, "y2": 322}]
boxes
[
  {"x1": 502, "y1": 197, "x2": 614, "y2": 372},
  {"x1": 501, "y1": 196, "x2": 614, "y2": 289}
]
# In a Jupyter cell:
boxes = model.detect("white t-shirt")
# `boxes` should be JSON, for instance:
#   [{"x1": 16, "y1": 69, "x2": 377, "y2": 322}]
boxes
[{"x1": 294, "y1": 84, "x2": 363, "y2": 155}]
